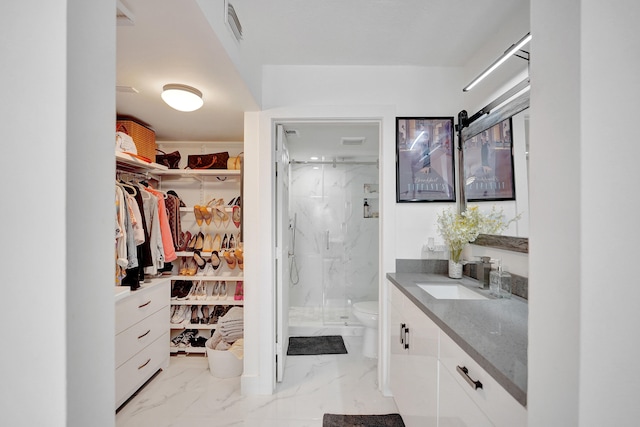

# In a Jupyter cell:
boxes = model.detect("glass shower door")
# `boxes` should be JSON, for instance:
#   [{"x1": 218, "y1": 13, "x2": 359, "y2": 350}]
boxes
[{"x1": 321, "y1": 164, "x2": 351, "y2": 325}]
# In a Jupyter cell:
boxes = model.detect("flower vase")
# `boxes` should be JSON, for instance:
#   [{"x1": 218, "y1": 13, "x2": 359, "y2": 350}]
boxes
[{"x1": 448, "y1": 259, "x2": 463, "y2": 279}]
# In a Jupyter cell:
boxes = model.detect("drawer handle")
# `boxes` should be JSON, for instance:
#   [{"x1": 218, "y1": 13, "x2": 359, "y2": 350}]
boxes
[
  {"x1": 138, "y1": 300, "x2": 152, "y2": 309},
  {"x1": 457, "y1": 365, "x2": 483, "y2": 390},
  {"x1": 137, "y1": 329, "x2": 151, "y2": 340},
  {"x1": 138, "y1": 358, "x2": 151, "y2": 370},
  {"x1": 404, "y1": 326, "x2": 409, "y2": 350},
  {"x1": 400, "y1": 323, "x2": 406, "y2": 345}
]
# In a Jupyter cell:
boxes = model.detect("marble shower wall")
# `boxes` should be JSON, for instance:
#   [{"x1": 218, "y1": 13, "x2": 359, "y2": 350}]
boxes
[{"x1": 289, "y1": 162, "x2": 379, "y2": 321}]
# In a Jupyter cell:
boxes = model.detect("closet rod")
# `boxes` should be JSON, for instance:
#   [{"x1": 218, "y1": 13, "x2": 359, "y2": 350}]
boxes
[{"x1": 116, "y1": 169, "x2": 157, "y2": 182}]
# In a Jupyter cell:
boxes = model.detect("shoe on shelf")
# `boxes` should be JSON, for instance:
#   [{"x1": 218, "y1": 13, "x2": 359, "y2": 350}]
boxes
[
  {"x1": 222, "y1": 250, "x2": 237, "y2": 270},
  {"x1": 212, "y1": 233, "x2": 222, "y2": 252},
  {"x1": 194, "y1": 232, "x2": 205, "y2": 251},
  {"x1": 193, "y1": 251, "x2": 207, "y2": 269},
  {"x1": 193, "y1": 205, "x2": 204, "y2": 226},
  {"x1": 187, "y1": 234, "x2": 197, "y2": 252},
  {"x1": 179, "y1": 329, "x2": 198, "y2": 348},
  {"x1": 228, "y1": 234, "x2": 235, "y2": 249},
  {"x1": 176, "y1": 281, "x2": 193, "y2": 300},
  {"x1": 203, "y1": 262, "x2": 215, "y2": 276},
  {"x1": 212, "y1": 281, "x2": 220, "y2": 300},
  {"x1": 178, "y1": 257, "x2": 187, "y2": 275},
  {"x1": 198, "y1": 281, "x2": 208, "y2": 300},
  {"x1": 200, "y1": 205, "x2": 213, "y2": 225},
  {"x1": 178, "y1": 231, "x2": 192, "y2": 252},
  {"x1": 201, "y1": 305, "x2": 210, "y2": 324},
  {"x1": 171, "y1": 305, "x2": 189, "y2": 324},
  {"x1": 221, "y1": 233, "x2": 228, "y2": 250},
  {"x1": 203, "y1": 233, "x2": 213, "y2": 252},
  {"x1": 190, "y1": 305, "x2": 200, "y2": 324},
  {"x1": 219, "y1": 282, "x2": 227, "y2": 300},
  {"x1": 232, "y1": 197, "x2": 241, "y2": 228},
  {"x1": 234, "y1": 247, "x2": 244, "y2": 271},
  {"x1": 210, "y1": 251, "x2": 221, "y2": 271},
  {"x1": 234, "y1": 281, "x2": 244, "y2": 301},
  {"x1": 171, "y1": 281, "x2": 188, "y2": 299},
  {"x1": 186, "y1": 258, "x2": 198, "y2": 276}
]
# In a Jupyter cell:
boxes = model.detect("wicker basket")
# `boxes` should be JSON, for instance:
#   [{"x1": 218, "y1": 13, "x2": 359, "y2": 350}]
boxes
[{"x1": 116, "y1": 119, "x2": 157, "y2": 162}]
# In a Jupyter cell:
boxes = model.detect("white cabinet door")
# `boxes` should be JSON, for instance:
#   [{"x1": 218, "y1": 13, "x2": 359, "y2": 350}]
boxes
[
  {"x1": 388, "y1": 284, "x2": 437, "y2": 427},
  {"x1": 439, "y1": 360, "x2": 494, "y2": 427}
]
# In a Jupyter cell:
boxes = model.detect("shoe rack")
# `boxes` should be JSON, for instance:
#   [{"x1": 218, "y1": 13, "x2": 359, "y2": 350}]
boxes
[{"x1": 155, "y1": 142, "x2": 244, "y2": 355}]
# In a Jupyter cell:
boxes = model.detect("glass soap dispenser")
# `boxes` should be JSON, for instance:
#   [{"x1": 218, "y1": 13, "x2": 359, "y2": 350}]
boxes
[{"x1": 489, "y1": 259, "x2": 512, "y2": 298}]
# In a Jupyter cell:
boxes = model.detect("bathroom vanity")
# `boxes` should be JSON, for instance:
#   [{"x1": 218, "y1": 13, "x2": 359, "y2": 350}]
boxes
[{"x1": 387, "y1": 273, "x2": 527, "y2": 427}]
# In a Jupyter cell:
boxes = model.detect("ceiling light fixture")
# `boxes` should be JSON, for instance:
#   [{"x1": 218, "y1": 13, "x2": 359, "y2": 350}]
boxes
[
  {"x1": 463, "y1": 32, "x2": 532, "y2": 92},
  {"x1": 161, "y1": 84, "x2": 203, "y2": 112}
]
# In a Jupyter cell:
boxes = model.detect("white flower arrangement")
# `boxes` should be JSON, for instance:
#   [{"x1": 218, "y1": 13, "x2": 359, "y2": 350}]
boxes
[{"x1": 436, "y1": 205, "x2": 518, "y2": 263}]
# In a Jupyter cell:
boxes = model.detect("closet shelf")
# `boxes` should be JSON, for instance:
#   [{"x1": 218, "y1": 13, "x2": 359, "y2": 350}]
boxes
[
  {"x1": 171, "y1": 299, "x2": 244, "y2": 306},
  {"x1": 170, "y1": 273, "x2": 244, "y2": 281},
  {"x1": 116, "y1": 152, "x2": 168, "y2": 172},
  {"x1": 169, "y1": 346, "x2": 206, "y2": 354},
  {"x1": 170, "y1": 323, "x2": 217, "y2": 330},
  {"x1": 179, "y1": 206, "x2": 235, "y2": 213},
  {"x1": 156, "y1": 169, "x2": 240, "y2": 177}
]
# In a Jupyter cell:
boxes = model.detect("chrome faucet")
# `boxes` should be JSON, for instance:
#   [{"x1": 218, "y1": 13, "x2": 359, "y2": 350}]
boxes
[{"x1": 475, "y1": 256, "x2": 493, "y2": 289}]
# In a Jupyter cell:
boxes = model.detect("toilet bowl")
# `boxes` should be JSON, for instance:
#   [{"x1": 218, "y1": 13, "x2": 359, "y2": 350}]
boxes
[{"x1": 352, "y1": 301, "x2": 379, "y2": 358}]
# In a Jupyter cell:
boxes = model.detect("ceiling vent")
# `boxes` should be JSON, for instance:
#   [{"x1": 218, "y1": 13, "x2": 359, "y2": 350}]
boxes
[
  {"x1": 116, "y1": 85, "x2": 139, "y2": 94},
  {"x1": 116, "y1": 0, "x2": 135, "y2": 26},
  {"x1": 341, "y1": 137, "x2": 366, "y2": 146},
  {"x1": 226, "y1": 1, "x2": 243, "y2": 42}
]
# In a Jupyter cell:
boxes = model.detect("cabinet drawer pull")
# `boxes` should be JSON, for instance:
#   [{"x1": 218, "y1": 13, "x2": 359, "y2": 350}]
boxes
[
  {"x1": 456, "y1": 365, "x2": 483, "y2": 390},
  {"x1": 404, "y1": 327, "x2": 409, "y2": 350},
  {"x1": 400, "y1": 323, "x2": 406, "y2": 345},
  {"x1": 138, "y1": 300, "x2": 152, "y2": 309},
  {"x1": 138, "y1": 358, "x2": 151, "y2": 370},
  {"x1": 137, "y1": 329, "x2": 151, "y2": 340}
]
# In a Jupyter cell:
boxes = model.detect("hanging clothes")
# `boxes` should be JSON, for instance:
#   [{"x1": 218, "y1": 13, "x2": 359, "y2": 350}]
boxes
[
  {"x1": 141, "y1": 187, "x2": 165, "y2": 276},
  {"x1": 164, "y1": 192, "x2": 183, "y2": 250},
  {"x1": 144, "y1": 186, "x2": 178, "y2": 263}
]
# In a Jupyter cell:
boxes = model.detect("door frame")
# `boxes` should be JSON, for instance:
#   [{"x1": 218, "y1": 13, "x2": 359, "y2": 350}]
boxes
[{"x1": 241, "y1": 105, "x2": 396, "y2": 395}]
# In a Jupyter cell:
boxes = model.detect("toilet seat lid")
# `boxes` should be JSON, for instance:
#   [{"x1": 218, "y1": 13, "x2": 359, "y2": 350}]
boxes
[{"x1": 353, "y1": 301, "x2": 378, "y2": 315}]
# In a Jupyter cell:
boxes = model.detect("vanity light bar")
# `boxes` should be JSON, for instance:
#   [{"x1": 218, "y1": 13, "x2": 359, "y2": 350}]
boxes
[{"x1": 463, "y1": 32, "x2": 532, "y2": 92}]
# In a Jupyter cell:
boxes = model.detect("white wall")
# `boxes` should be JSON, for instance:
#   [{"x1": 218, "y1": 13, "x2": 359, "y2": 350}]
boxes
[
  {"x1": 0, "y1": 1, "x2": 115, "y2": 426},
  {"x1": 263, "y1": 65, "x2": 464, "y2": 259},
  {"x1": 530, "y1": 0, "x2": 640, "y2": 426}
]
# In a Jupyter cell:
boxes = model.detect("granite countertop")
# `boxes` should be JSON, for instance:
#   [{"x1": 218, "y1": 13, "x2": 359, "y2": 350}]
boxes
[{"x1": 387, "y1": 272, "x2": 528, "y2": 407}]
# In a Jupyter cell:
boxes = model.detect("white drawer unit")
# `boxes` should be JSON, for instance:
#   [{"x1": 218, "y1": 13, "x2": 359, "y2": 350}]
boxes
[
  {"x1": 439, "y1": 331, "x2": 527, "y2": 427},
  {"x1": 115, "y1": 280, "x2": 170, "y2": 409},
  {"x1": 388, "y1": 280, "x2": 438, "y2": 427},
  {"x1": 115, "y1": 332, "x2": 169, "y2": 408},
  {"x1": 388, "y1": 280, "x2": 527, "y2": 427},
  {"x1": 116, "y1": 280, "x2": 169, "y2": 335}
]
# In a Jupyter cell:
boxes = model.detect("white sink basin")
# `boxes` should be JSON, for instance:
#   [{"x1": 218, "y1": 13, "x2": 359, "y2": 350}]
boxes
[{"x1": 417, "y1": 283, "x2": 487, "y2": 300}]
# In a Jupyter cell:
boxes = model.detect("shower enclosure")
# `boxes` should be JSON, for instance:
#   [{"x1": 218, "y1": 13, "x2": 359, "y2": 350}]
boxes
[{"x1": 288, "y1": 158, "x2": 379, "y2": 331}]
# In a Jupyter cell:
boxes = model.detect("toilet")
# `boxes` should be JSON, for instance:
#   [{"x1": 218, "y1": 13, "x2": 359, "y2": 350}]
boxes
[{"x1": 352, "y1": 301, "x2": 379, "y2": 358}]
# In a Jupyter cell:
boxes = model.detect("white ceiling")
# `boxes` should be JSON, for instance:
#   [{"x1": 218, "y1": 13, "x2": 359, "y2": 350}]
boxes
[{"x1": 116, "y1": 0, "x2": 528, "y2": 154}]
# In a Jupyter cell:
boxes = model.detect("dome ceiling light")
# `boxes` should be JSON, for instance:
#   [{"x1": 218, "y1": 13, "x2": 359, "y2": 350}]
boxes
[{"x1": 161, "y1": 84, "x2": 204, "y2": 112}]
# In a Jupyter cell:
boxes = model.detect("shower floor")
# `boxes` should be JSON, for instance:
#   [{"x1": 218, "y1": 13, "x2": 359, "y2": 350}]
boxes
[{"x1": 288, "y1": 306, "x2": 364, "y2": 337}]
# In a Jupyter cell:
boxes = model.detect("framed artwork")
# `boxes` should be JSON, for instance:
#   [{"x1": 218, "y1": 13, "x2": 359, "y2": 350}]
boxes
[
  {"x1": 396, "y1": 117, "x2": 455, "y2": 202},
  {"x1": 464, "y1": 117, "x2": 516, "y2": 201}
]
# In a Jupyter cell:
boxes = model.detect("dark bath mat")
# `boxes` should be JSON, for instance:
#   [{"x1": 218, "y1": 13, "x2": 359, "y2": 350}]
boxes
[
  {"x1": 287, "y1": 335, "x2": 347, "y2": 356},
  {"x1": 323, "y1": 413, "x2": 405, "y2": 427}
]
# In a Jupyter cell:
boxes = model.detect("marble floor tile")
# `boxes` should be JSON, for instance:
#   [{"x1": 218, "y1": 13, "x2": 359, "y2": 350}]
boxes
[{"x1": 116, "y1": 336, "x2": 397, "y2": 427}]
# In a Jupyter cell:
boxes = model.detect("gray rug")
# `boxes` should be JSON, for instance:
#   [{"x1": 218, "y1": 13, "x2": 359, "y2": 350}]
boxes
[
  {"x1": 287, "y1": 335, "x2": 347, "y2": 356},
  {"x1": 323, "y1": 414, "x2": 405, "y2": 427}
]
